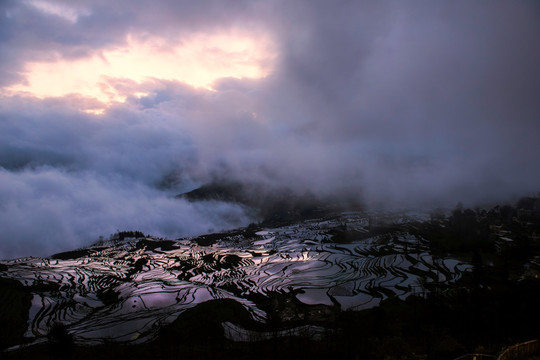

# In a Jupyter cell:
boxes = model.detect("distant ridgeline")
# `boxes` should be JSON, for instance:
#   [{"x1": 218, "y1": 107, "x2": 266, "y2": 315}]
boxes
[
  {"x1": 176, "y1": 180, "x2": 363, "y2": 226},
  {"x1": 0, "y1": 195, "x2": 539, "y2": 359}
]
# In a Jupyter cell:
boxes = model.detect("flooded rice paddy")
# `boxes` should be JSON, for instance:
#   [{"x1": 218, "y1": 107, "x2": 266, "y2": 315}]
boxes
[{"x1": 0, "y1": 212, "x2": 470, "y2": 345}]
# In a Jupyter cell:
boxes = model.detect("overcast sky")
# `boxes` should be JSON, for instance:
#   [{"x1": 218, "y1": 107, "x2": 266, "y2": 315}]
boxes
[{"x1": 1, "y1": 0, "x2": 539, "y2": 259}]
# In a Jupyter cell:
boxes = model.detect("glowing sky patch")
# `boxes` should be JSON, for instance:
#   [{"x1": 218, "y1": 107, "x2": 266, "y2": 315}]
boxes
[
  {"x1": 81, "y1": 108, "x2": 105, "y2": 116},
  {"x1": 7, "y1": 32, "x2": 276, "y2": 111}
]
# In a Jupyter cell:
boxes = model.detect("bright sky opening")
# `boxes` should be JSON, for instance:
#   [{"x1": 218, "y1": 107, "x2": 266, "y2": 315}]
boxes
[{"x1": 7, "y1": 32, "x2": 276, "y2": 112}]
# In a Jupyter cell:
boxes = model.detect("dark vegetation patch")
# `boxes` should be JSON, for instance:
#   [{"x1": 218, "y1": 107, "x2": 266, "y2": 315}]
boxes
[
  {"x1": 245, "y1": 290, "x2": 339, "y2": 327},
  {"x1": 192, "y1": 224, "x2": 259, "y2": 246},
  {"x1": 133, "y1": 258, "x2": 148, "y2": 272},
  {"x1": 113, "y1": 231, "x2": 145, "y2": 241},
  {"x1": 172, "y1": 258, "x2": 203, "y2": 281},
  {"x1": 48, "y1": 323, "x2": 73, "y2": 360},
  {"x1": 50, "y1": 246, "x2": 109, "y2": 260},
  {"x1": 194, "y1": 231, "x2": 234, "y2": 246},
  {"x1": 333, "y1": 277, "x2": 540, "y2": 360},
  {"x1": 135, "y1": 239, "x2": 178, "y2": 252},
  {"x1": 158, "y1": 299, "x2": 259, "y2": 344},
  {"x1": 330, "y1": 224, "x2": 407, "y2": 244},
  {"x1": 155, "y1": 241, "x2": 178, "y2": 251},
  {"x1": 28, "y1": 280, "x2": 60, "y2": 292},
  {"x1": 218, "y1": 254, "x2": 242, "y2": 269},
  {"x1": 409, "y1": 197, "x2": 540, "y2": 282},
  {"x1": 173, "y1": 253, "x2": 243, "y2": 281},
  {"x1": 329, "y1": 226, "x2": 365, "y2": 244},
  {"x1": 96, "y1": 288, "x2": 120, "y2": 306},
  {"x1": 126, "y1": 258, "x2": 149, "y2": 279},
  {"x1": 0, "y1": 277, "x2": 32, "y2": 351},
  {"x1": 51, "y1": 249, "x2": 92, "y2": 260},
  {"x1": 416, "y1": 200, "x2": 540, "y2": 255}
]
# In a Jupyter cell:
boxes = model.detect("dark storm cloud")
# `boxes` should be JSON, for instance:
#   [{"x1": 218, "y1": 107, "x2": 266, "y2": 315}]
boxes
[
  {"x1": 1, "y1": 0, "x2": 540, "y2": 258},
  {"x1": 253, "y1": 1, "x2": 540, "y2": 206}
]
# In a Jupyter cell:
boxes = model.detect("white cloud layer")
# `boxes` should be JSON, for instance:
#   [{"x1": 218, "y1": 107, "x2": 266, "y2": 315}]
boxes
[{"x1": 0, "y1": 167, "x2": 252, "y2": 259}]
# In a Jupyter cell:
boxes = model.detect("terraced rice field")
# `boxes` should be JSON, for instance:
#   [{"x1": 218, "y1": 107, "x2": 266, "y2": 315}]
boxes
[{"x1": 0, "y1": 212, "x2": 470, "y2": 346}]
